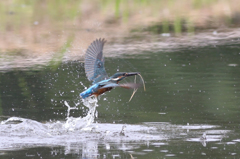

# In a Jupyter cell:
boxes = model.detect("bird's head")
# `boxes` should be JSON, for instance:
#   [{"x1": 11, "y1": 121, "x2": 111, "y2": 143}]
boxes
[{"x1": 110, "y1": 72, "x2": 139, "y2": 83}]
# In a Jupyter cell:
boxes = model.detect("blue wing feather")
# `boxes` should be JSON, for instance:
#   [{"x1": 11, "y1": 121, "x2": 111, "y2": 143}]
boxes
[{"x1": 85, "y1": 38, "x2": 108, "y2": 84}]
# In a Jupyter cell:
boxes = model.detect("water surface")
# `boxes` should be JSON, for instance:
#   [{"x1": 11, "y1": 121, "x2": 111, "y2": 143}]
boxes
[{"x1": 1, "y1": 41, "x2": 240, "y2": 158}]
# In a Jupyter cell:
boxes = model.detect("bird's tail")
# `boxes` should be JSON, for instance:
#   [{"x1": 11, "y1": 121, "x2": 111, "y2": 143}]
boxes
[
  {"x1": 119, "y1": 83, "x2": 141, "y2": 89},
  {"x1": 119, "y1": 83, "x2": 140, "y2": 102}
]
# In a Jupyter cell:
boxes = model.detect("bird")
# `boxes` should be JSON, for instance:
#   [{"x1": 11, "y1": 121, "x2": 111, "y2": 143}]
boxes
[{"x1": 80, "y1": 38, "x2": 142, "y2": 99}]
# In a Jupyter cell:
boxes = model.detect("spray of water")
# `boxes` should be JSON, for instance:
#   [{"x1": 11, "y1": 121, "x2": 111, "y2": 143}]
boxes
[
  {"x1": 0, "y1": 95, "x2": 99, "y2": 137},
  {"x1": 63, "y1": 96, "x2": 98, "y2": 131}
]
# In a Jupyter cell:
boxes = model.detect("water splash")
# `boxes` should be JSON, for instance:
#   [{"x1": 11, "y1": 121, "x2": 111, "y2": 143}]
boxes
[
  {"x1": 0, "y1": 95, "x2": 99, "y2": 138},
  {"x1": 0, "y1": 116, "x2": 232, "y2": 158},
  {"x1": 63, "y1": 96, "x2": 98, "y2": 131},
  {"x1": 0, "y1": 98, "x2": 232, "y2": 157}
]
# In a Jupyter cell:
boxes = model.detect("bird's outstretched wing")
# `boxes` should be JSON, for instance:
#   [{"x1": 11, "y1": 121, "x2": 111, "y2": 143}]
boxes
[{"x1": 85, "y1": 38, "x2": 108, "y2": 84}]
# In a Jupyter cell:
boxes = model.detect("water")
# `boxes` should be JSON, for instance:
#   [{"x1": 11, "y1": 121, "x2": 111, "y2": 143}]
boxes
[{"x1": 1, "y1": 40, "x2": 240, "y2": 158}]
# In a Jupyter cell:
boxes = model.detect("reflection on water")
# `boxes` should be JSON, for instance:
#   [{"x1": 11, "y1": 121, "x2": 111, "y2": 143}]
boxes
[{"x1": 1, "y1": 41, "x2": 240, "y2": 158}]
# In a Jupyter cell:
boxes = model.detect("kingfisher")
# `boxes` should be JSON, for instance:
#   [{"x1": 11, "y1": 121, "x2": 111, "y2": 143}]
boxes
[{"x1": 80, "y1": 38, "x2": 142, "y2": 99}]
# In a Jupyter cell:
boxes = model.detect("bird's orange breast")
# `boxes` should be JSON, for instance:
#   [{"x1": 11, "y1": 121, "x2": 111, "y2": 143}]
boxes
[{"x1": 92, "y1": 87, "x2": 113, "y2": 96}]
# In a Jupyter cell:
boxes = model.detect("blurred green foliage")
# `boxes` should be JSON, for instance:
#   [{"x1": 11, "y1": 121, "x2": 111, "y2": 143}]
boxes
[{"x1": 0, "y1": 0, "x2": 239, "y2": 34}]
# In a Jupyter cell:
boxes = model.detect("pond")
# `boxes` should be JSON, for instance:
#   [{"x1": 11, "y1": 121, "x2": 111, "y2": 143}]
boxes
[{"x1": 0, "y1": 39, "x2": 240, "y2": 158}]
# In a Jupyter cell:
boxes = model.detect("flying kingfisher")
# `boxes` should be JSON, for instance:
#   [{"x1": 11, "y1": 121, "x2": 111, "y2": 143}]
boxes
[{"x1": 80, "y1": 38, "x2": 141, "y2": 99}]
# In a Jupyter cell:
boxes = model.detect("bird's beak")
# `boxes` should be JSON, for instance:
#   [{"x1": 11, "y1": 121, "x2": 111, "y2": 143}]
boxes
[{"x1": 125, "y1": 72, "x2": 140, "y2": 77}]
